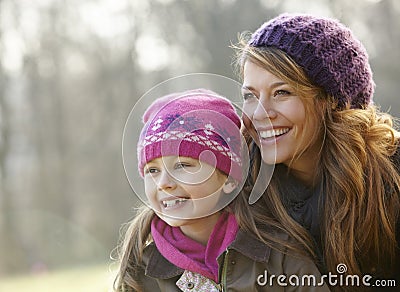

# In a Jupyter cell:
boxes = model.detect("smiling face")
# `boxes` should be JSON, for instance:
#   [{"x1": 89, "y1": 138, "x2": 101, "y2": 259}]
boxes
[
  {"x1": 242, "y1": 61, "x2": 322, "y2": 179},
  {"x1": 143, "y1": 156, "x2": 234, "y2": 228}
]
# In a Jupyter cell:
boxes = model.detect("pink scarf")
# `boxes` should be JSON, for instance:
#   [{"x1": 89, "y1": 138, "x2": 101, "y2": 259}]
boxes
[{"x1": 151, "y1": 212, "x2": 239, "y2": 283}]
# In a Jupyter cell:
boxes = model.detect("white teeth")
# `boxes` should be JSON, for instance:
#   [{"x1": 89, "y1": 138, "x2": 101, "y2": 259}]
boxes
[
  {"x1": 259, "y1": 128, "x2": 289, "y2": 139},
  {"x1": 162, "y1": 198, "x2": 187, "y2": 208}
]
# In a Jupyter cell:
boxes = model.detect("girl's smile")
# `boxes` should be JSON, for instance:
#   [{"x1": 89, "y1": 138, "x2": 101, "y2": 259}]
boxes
[
  {"x1": 160, "y1": 196, "x2": 189, "y2": 210},
  {"x1": 144, "y1": 156, "x2": 233, "y2": 224}
]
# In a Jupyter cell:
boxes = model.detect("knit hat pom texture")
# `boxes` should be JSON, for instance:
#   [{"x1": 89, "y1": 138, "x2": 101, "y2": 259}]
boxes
[{"x1": 249, "y1": 13, "x2": 375, "y2": 109}]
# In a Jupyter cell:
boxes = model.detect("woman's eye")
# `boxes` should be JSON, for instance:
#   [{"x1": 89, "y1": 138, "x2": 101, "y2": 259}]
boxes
[
  {"x1": 273, "y1": 89, "x2": 290, "y2": 98},
  {"x1": 242, "y1": 92, "x2": 256, "y2": 100}
]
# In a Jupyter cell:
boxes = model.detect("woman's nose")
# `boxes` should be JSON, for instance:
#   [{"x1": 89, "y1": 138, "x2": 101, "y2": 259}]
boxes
[{"x1": 253, "y1": 98, "x2": 277, "y2": 121}]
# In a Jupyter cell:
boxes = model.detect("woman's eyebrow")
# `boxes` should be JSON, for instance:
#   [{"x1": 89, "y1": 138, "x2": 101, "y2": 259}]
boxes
[{"x1": 242, "y1": 82, "x2": 287, "y2": 92}]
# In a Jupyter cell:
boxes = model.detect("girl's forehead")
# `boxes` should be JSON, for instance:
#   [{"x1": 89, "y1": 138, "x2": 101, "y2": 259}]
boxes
[{"x1": 146, "y1": 156, "x2": 198, "y2": 164}]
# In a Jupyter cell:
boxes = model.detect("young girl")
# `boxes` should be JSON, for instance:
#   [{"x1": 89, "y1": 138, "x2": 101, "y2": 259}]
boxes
[
  {"x1": 233, "y1": 13, "x2": 400, "y2": 290},
  {"x1": 114, "y1": 88, "x2": 330, "y2": 291}
]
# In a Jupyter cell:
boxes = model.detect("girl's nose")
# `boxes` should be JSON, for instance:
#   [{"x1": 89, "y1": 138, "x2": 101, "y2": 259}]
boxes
[{"x1": 157, "y1": 171, "x2": 177, "y2": 191}]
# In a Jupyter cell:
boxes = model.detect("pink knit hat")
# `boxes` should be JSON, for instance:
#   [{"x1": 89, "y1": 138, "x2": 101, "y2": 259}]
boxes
[{"x1": 137, "y1": 89, "x2": 243, "y2": 182}]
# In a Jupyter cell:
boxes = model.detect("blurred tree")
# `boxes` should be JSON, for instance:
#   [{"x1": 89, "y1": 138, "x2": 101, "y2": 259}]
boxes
[
  {"x1": 0, "y1": 0, "x2": 398, "y2": 276},
  {"x1": 0, "y1": 0, "x2": 30, "y2": 275},
  {"x1": 366, "y1": 0, "x2": 400, "y2": 116}
]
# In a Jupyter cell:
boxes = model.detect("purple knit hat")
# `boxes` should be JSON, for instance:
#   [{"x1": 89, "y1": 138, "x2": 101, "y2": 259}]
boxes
[
  {"x1": 137, "y1": 89, "x2": 243, "y2": 182},
  {"x1": 249, "y1": 13, "x2": 375, "y2": 109}
]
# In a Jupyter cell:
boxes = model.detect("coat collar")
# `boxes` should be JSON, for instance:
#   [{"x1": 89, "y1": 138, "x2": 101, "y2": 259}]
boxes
[
  {"x1": 227, "y1": 229, "x2": 270, "y2": 262},
  {"x1": 144, "y1": 243, "x2": 183, "y2": 279},
  {"x1": 143, "y1": 229, "x2": 271, "y2": 279}
]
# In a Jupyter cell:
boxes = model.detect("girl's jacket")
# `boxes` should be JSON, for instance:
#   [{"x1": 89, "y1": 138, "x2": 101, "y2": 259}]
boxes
[{"x1": 138, "y1": 229, "x2": 331, "y2": 292}]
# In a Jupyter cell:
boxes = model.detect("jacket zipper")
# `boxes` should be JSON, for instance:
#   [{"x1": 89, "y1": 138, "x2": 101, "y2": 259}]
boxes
[{"x1": 219, "y1": 249, "x2": 230, "y2": 292}]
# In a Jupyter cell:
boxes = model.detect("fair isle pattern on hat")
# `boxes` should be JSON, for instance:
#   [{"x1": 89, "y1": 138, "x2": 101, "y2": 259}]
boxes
[
  {"x1": 140, "y1": 128, "x2": 241, "y2": 164},
  {"x1": 249, "y1": 13, "x2": 375, "y2": 109},
  {"x1": 138, "y1": 89, "x2": 243, "y2": 182}
]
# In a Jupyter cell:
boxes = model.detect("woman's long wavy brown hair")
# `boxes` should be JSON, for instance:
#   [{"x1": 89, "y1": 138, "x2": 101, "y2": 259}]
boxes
[{"x1": 232, "y1": 33, "x2": 400, "y2": 284}]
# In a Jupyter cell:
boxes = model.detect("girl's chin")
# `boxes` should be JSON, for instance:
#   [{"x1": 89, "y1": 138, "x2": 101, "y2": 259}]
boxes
[
  {"x1": 156, "y1": 209, "x2": 213, "y2": 222},
  {"x1": 160, "y1": 217, "x2": 187, "y2": 227}
]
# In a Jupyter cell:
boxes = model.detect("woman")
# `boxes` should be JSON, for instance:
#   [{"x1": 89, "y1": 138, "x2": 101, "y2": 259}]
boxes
[{"x1": 233, "y1": 13, "x2": 400, "y2": 289}]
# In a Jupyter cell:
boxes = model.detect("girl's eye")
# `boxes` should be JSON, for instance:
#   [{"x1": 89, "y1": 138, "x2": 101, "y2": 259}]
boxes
[
  {"x1": 175, "y1": 162, "x2": 191, "y2": 169},
  {"x1": 144, "y1": 167, "x2": 159, "y2": 174}
]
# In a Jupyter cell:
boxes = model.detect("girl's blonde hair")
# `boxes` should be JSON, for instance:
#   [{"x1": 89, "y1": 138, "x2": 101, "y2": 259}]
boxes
[
  {"x1": 233, "y1": 33, "x2": 400, "y2": 284},
  {"x1": 113, "y1": 205, "x2": 154, "y2": 291}
]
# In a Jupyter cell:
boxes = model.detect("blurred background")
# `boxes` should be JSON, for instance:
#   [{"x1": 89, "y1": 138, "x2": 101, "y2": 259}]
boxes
[{"x1": 0, "y1": 0, "x2": 399, "y2": 291}]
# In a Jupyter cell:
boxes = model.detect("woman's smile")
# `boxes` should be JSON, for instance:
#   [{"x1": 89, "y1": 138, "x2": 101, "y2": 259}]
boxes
[{"x1": 241, "y1": 61, "x2": 320, "y2": 176}]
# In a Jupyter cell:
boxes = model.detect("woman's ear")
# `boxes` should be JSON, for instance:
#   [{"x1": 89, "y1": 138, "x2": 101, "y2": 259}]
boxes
[{"x1": 222, "y1": 179, "x2": 237, "y2": 194}]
